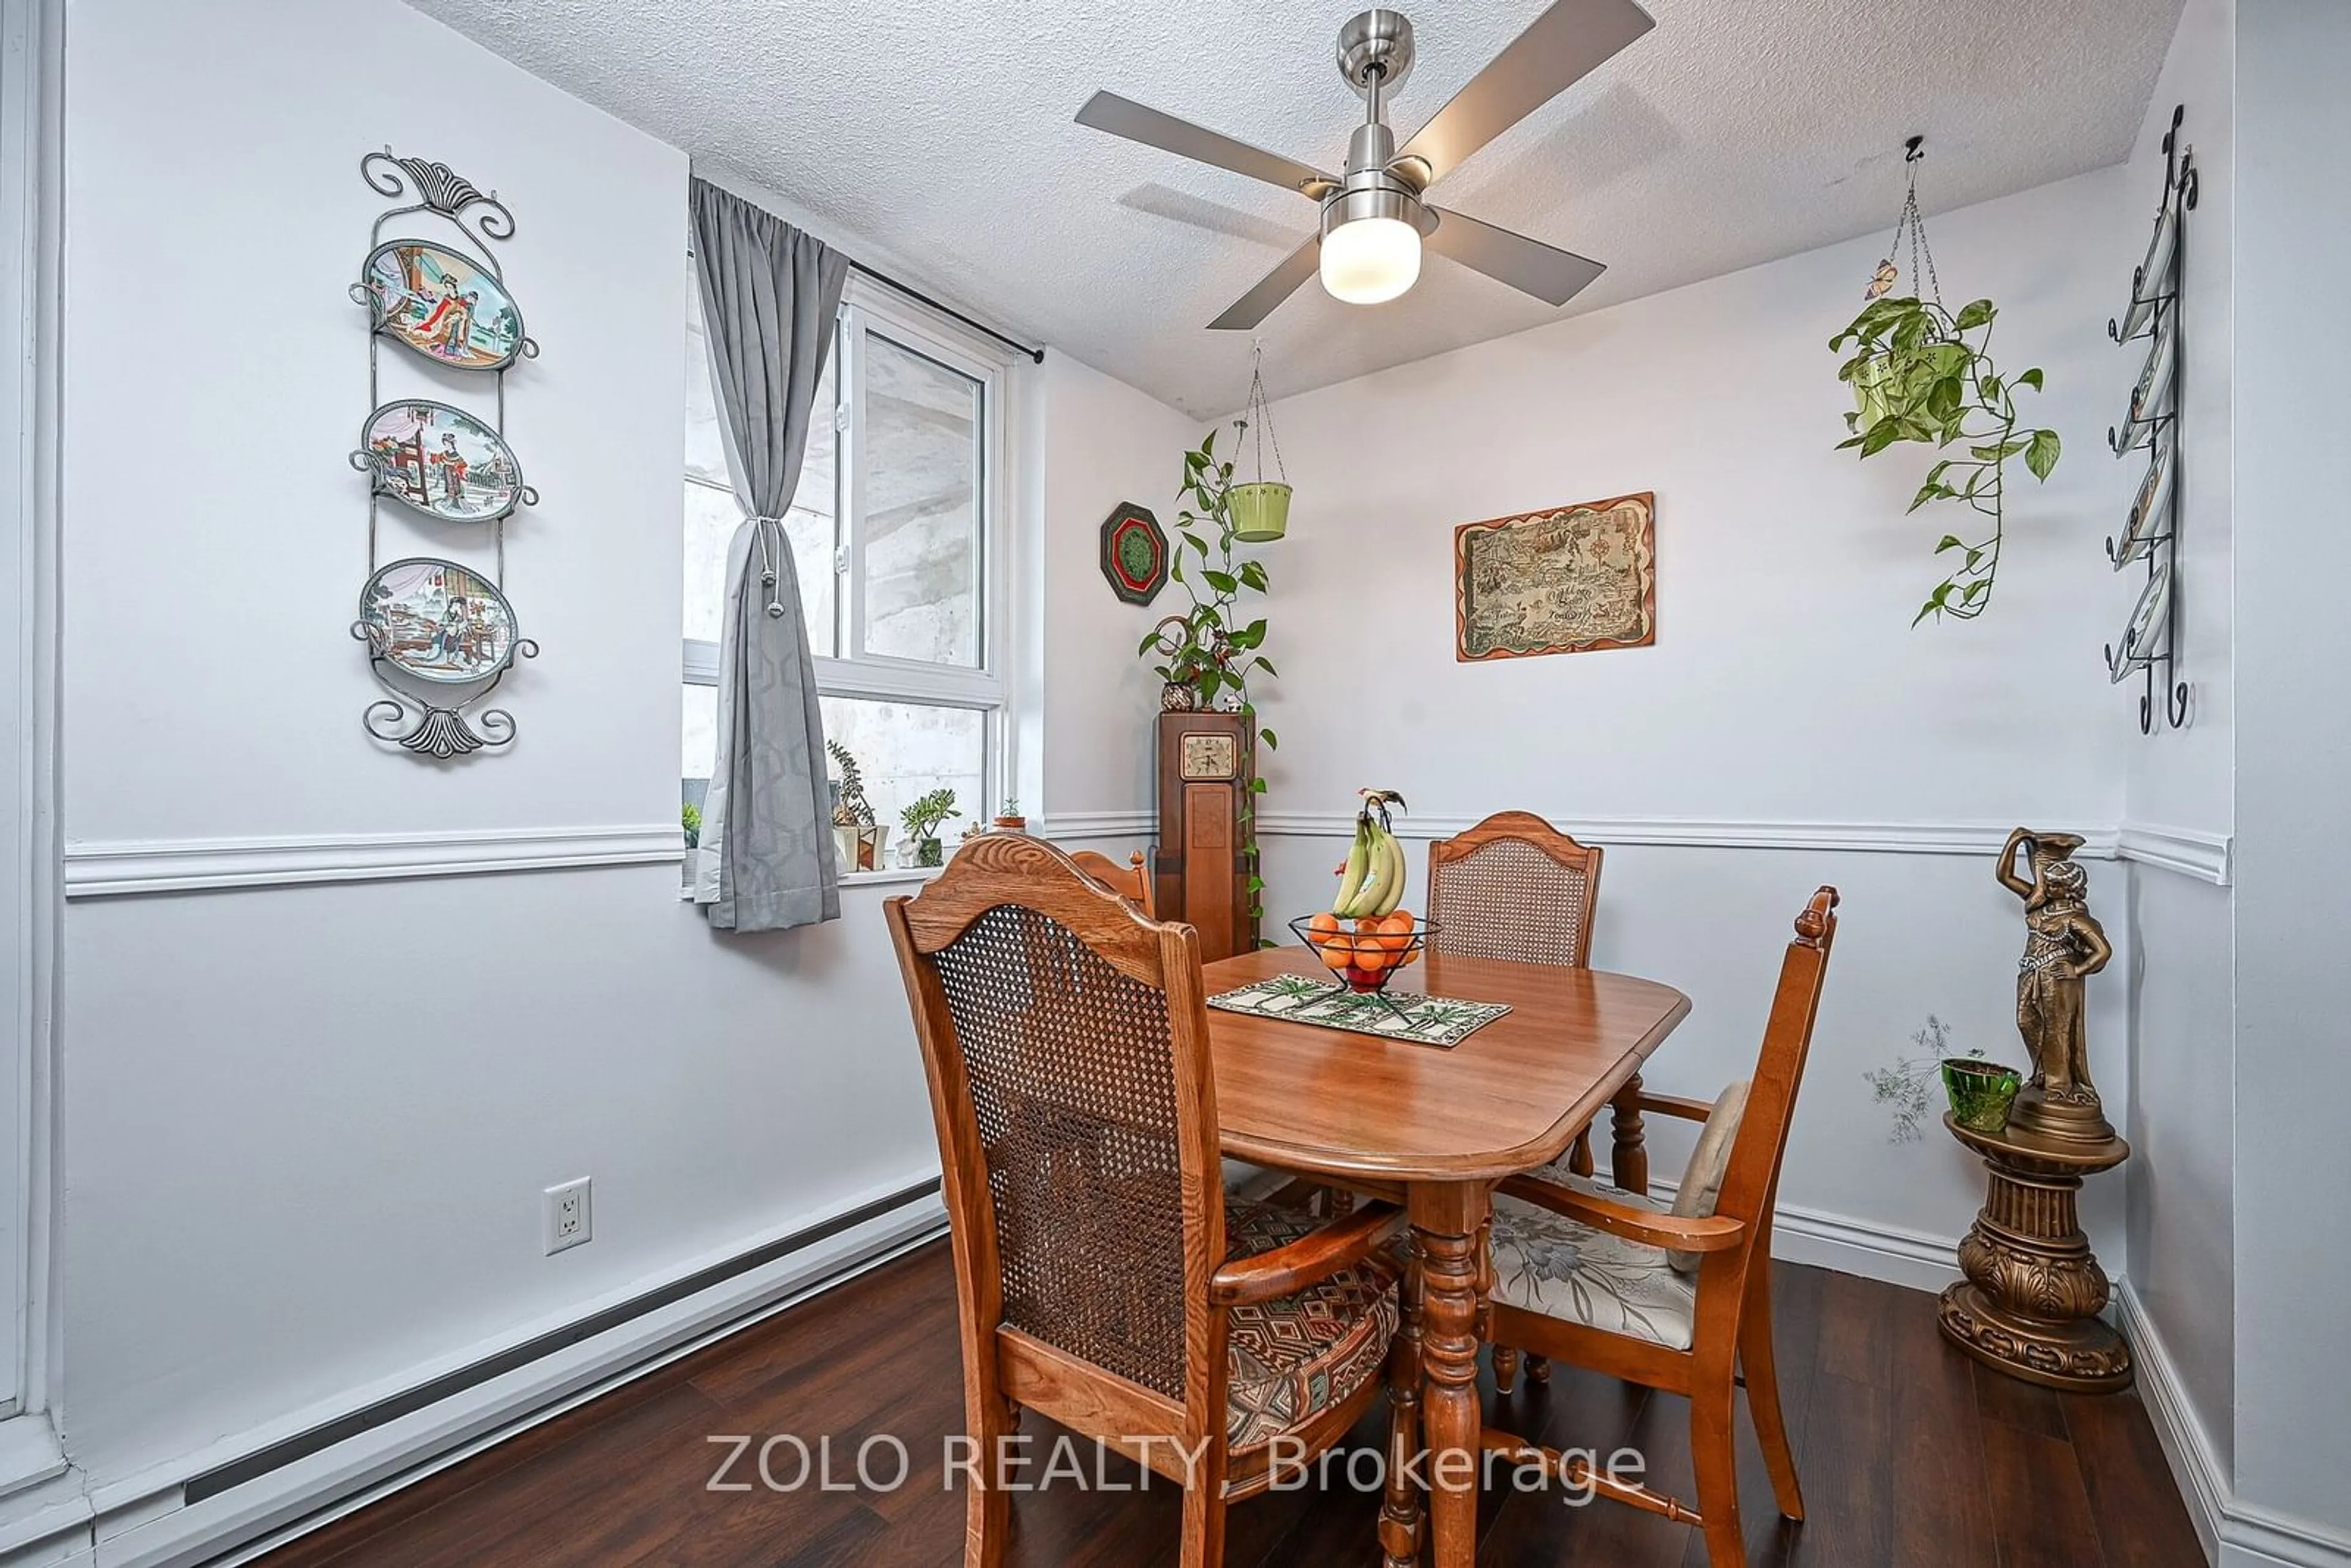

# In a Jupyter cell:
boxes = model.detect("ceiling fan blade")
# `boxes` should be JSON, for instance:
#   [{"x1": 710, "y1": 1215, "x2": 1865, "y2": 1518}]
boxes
[
  {"x1": 1077, "y1": 91, "x2": 1337, "y2": 199},
  {"x1": 1425, "y1": 207, "x2": 1607, "y2": 306},
  {"x1": 1393, "y1": 0, "x2": 1656, "y2": 188},
  {"x1": 1208, "y1": 237, "x2": 1321, "y2": 331}
]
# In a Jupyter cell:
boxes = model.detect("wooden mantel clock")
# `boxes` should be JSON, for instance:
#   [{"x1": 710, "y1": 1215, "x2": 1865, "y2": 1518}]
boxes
[{"x1": 1154, "y1": 710, "x2": 1256, "y2": 961}]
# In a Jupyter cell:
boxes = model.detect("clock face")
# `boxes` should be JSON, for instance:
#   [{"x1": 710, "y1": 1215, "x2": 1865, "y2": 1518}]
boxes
[{"x1": 1180, "y1": 732, "x2": 1237, "y2": 780}]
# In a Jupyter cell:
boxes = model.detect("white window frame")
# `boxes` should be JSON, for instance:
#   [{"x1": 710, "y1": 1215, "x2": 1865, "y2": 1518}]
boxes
[{"x1": 684, "y1": 271, "x2": 1016, "y2": 859}]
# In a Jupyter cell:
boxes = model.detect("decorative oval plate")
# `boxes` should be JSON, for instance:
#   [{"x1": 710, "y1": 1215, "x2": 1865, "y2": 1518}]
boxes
[
  {"x1": 2126, "y1": 313, "x2": 2177, "y2": 427},
  {"x1": 355, "y1": 400, "x2": 533, "y2": 523},
  {"x1": 2117, "y1": 202, "x2": 2178, "y2": 342},
  {"x1": 357, "y1": 241, "x2": 528, "y2": 371},
  {"x1": 358, "y1": 558, "x2": 520, "y2": 684},
  {"x1": 2113, "y1": 427, "x2": 2175, "y2": 569},
  {"x1": 2108, "y1": 561, "x2": 2172, "y2": 685}
]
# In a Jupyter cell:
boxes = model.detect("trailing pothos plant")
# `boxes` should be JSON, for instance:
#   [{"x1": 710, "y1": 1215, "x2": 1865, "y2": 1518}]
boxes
[
  {"x1": 1136, "y1": 422, "x2": 1279, "y2": 932},
  {"x1": 1832, "y1": 294, "x2": 2061, "y2": 624}
]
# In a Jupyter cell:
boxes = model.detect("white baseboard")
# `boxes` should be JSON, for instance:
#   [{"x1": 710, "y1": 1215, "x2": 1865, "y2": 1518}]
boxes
[
  {"x1": 2117, "y1": 1281, "x2": 2351, "y2": 1568},
  {"x1": 1764, "y1": 1199, "x2": 1965, "y2": 1294},
  {"x1": 0, "y1": 1180, "x2": 946, "y2": 1568},
  {"x1": 1631, "y1": 1176, "x2": 1965, "y2": 1297}
]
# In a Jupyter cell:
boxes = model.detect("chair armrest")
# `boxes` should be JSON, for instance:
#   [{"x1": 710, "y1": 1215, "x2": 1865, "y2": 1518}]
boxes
[
  {"x1": 1498, "y1": 1174, "x2": 1744, "y2": 1254},
  {"x1": 1637, "y1": 1092, "x2": 1717, "y2": 1123},
  {"x1": 1210, "y1": 1202, "x2": 1406, "y2": 1307}
]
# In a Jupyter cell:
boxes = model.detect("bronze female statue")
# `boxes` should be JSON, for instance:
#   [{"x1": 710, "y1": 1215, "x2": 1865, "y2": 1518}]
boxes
[{"x1": 1996, "y1": 829, "x2": 2115, "y2": 1133}]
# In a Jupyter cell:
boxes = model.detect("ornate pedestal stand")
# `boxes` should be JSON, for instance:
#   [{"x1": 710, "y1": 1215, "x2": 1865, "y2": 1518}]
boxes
[{"x1": 1938, "y1": 1112, "x2": 2133, "y2": 1392}]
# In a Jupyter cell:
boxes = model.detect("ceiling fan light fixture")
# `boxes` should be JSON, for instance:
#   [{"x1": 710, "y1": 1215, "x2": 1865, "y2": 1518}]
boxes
[{"x1": 1320, "y1": 214, "x2": 1422, "y2": 304}]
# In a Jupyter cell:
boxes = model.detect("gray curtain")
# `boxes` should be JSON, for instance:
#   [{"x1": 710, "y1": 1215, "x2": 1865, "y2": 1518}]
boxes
[{"x1": 688, "y1": 178, "x2": 850, "y2": 932}]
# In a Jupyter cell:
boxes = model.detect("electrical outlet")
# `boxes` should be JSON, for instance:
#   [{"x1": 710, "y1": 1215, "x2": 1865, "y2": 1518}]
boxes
[{"x1": 543, "y1": 1177, "x2": 591, "y2": 1255}]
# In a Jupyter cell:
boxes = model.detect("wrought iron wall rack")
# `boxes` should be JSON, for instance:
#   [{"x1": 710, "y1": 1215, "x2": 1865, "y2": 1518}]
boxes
[
  {"x1": 347, "y1": 149, "x2": 541, "y2": 759},
  {"x1": 2105, "y1": 105, "x2": 2195, "y2": 734}
]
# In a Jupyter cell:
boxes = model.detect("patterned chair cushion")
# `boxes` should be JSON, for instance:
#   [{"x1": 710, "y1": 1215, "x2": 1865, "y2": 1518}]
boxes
[
  {"x1": 1487, "y1": 1173, "x2": 1697, "y2": 1351},
  {"x1": 1221, "y1": 1198, "x2": 1401, "y2": 1452}
]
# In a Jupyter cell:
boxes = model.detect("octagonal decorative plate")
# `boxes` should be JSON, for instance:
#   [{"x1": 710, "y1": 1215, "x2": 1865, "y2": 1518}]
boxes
[{"x1": 1100, "y1": 501, "x2": 1169, "y2": 607}]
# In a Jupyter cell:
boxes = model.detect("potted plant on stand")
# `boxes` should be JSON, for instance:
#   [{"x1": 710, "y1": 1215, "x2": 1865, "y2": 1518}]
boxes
[
  {"x1": 1135, "y1": 420, "x2": 1281, "y2": 935},
  {"x1": 899, "y1": 789, "x2": 961, "y2": 869}
]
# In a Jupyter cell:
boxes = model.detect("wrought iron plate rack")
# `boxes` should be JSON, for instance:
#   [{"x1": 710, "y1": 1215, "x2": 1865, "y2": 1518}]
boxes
[{"x1": 2106, "y1": 106, "x2": 2195, "y2": 733}]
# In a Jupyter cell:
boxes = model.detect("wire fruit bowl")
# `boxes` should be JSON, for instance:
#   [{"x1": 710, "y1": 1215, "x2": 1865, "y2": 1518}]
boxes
[{"x1": 1288, "y1": 913, "x2": 1439, "y2": 1003}]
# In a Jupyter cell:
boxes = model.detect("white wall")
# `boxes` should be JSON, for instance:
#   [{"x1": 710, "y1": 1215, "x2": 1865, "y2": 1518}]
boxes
[
  {"x1": 1038, "y1": 352, "x2": 1199, "y2": 831},
  {"x1": 53, "y1": 0, "x2": 943, "y2": 1507},
  {"x1": 2229, "y1": 0, "x2": 2351, "y2": 1541},
  {"x1": 2118, "y1": 0, "x2": 2240, "y2": 1490},
  {"x1": 1226, "y1": 167, "x2": 2139, "y2": 1262}
]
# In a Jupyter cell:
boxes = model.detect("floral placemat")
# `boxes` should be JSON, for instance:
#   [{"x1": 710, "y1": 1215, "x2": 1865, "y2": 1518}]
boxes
[{"x1": 1207, "y1": 973, "x2": 1510, "y2": 1049}]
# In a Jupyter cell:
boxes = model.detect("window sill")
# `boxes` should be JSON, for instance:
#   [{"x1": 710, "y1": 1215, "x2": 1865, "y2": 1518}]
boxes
[{"x1": 677, "y1": 863, "x2": 942, "y2": 900}]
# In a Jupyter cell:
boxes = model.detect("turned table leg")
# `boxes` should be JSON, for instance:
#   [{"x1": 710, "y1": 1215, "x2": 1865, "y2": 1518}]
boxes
[
  {"x1": 1610, "y1": 1072, "x2": 1649, "y2": 1195},
  {"x1": 1409, "y1": 1182, "x2": 1491, "y2": 1568},
  {"x1": 1379, "y1": 1237, "x2": 1424, "y2": 1568}
]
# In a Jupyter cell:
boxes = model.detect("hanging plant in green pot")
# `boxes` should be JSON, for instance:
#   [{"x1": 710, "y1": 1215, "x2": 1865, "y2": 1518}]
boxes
[
  {"x1": 1831, "y1": 141, "x2": 2061, "y2": 625},
  {"x1": 1226, "y1": 340, "x2": 1292, "y2": 543}
]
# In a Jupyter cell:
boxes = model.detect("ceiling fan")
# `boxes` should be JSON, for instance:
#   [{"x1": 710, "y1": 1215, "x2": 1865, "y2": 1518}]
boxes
[{"x1": 1076, "y1": 0, "x2": 1657, "y2": 330}]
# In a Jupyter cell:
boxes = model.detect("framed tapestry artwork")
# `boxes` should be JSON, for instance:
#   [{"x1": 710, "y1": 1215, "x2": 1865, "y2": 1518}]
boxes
[{"x1": 1453, "y1": 491, "x2": 1657, "y2": 662}]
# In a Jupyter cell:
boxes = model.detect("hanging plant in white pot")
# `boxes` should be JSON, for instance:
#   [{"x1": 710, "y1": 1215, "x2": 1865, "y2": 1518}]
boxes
[{"x1": 1831, "y1": 140, "x2": 2062, "y2": 626}]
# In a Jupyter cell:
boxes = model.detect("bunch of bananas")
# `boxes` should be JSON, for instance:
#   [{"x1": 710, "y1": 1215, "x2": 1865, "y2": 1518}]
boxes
[{"x1": 1331, "y1": 788, "x2": 1409, "y2": 918}]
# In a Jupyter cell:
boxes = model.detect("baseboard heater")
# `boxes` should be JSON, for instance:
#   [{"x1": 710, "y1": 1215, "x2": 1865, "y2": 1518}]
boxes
[{"x1": 185, "y1": 1177, "x2": 944, "y2": 1504}]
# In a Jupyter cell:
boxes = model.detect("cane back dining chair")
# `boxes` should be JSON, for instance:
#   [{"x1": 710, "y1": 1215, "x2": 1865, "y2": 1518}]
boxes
[
  {"x1": 1068, "y1": 846, "x2": 1156, "y2": 917},
  {"x1": 1425, "y1": 810, "x2": 1605, "y2": 972},
  {"x1": 1425, "y1": 809, "x2": 1607, "y2": 1378},
  {"x1": 1479, "y1": 887, "x2": 1840, "y2": 1567},
  {"x1": 885, "y1": 836, "x2": 1416, "y2": 1567}
]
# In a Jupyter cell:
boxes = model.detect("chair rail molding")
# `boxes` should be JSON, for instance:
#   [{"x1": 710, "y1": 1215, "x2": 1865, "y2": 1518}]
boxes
[
  {"x1": 1255, "y1": 810, "x2": 2099, "y2": 857},
  {"x1": 2116, "y1": 820, "x2": 2233, "y2": 885},
  {"x1": 64, "y1": 824, "x2": 685, "y2": 898},
  {"x1": 1049, "y1": 809, "x2": 2232, "y2": 882}
]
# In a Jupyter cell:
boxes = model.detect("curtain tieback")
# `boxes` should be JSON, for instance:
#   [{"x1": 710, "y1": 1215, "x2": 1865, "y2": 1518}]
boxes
[{"x1": 749, "y1": 514, "x2": 790, "y2": 620}]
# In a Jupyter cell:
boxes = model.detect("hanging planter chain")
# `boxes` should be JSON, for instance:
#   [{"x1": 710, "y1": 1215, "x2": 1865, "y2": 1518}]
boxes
[
  {"x1": 1229, "y1": 339, "x2": 1292, "y2": 542},
  {"x1": 1880, "y1": 137, "x2": 1944, "y2": 309}
]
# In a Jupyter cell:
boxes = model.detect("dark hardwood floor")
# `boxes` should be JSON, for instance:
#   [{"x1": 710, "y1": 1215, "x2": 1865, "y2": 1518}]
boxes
[{"x1": 253, "y1": 1244, "x2": 2202, "y2": 1567}]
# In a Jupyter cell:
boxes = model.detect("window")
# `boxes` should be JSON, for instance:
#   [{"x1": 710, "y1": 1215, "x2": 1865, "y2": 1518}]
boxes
[{"x1": 683, "y1": 266, "x2": 1008, "y2": 866}]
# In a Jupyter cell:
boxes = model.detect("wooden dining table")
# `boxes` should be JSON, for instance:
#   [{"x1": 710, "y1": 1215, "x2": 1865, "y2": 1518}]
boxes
[{"x1": 1201, "y1": 944, "x2": 1693, "y2": 1568}]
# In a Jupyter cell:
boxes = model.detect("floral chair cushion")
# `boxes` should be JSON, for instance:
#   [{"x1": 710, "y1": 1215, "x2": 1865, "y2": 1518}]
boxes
[
  {"x1": 1486, "y1": 1174, "x2": 1697, "y2": 1352},
  {"x1": 1222, "y1": 1198, "x2": 1401, "y2": 1452}
]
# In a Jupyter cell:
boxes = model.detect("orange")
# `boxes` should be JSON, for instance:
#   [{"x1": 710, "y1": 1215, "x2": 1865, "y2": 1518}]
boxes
[
  {"x1": 1318, "y1": 936, "x2": 1356, "y2": 973},
  {"x1": 1373, "y1": 909, "x2": 1415, "y2": 954},
  {"x1": 1305, "y1": 911, "x2": 1342, "y2": 950}
]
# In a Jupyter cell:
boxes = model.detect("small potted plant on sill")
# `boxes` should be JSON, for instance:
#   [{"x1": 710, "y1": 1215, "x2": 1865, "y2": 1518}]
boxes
[
  {"x1": 993, "y1": 796, "x2": 1027, "y2": 833},
  {"x1": 900, "y1": 788, "x2": 961, "y2": 869},
  {"x1": 828, "y1": 740, "x2": 888, "y2": 872}
]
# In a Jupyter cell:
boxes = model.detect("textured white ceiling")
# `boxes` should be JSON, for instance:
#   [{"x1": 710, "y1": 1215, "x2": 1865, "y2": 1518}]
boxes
[{"x1": 412, "y1": 0, "x2": 2183, "y2": 418}]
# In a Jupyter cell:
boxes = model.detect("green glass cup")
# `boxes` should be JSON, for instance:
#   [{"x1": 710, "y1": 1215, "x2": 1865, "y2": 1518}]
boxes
[{"x1": 1942, "y1": 1059, "x2": 2023, "y2": 1135}]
